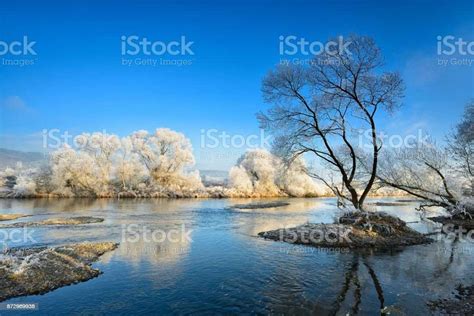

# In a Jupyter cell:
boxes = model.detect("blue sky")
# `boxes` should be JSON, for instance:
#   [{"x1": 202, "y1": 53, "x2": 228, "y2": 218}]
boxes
[{"x1": 0, "y1": 0, "x2": 473, "y2": 170}]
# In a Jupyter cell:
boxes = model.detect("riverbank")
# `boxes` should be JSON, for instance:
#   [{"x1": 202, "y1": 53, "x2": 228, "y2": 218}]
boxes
[{"x1": 0, "y1": 242, "x2": 118, "y2": 302}]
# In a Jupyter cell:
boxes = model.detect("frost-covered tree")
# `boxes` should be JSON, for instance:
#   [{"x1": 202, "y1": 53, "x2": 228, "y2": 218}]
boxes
[
  {"x1": 51, "y1": 144, "x2": 106, "y2": 196},
  {"x1": 229, "y1": 149, "x2": 282, "y2": 196},
  {"x1": 228, "y1": 149, "x2": 320, "y2": 197},
  {"x1": 378, "y1": 144, "x2": 461, "y2": 210},
  {"x1": 0, "y1": 163, "x2": 38, "y2": 197},
  {"x1": 114, "y1": 136, "x2": 148, "y2": 194},
  {"x1": 278, "y1": 157, "x2": 324, "y2": 197},
  {"x1": 48, "y1": 128, "x2": 203, "y2": 197},
  {"x1": 447, "y1": 101, "x2": 473, "y2": 196},
  {"x1": 79, "y1": 132, "x2": 121, "y2": 189},
  {"x1": 129, "y1": 128, "x2": 202, "y2": 193},
  {"x1": 377, "y1": 102, "x2": 474, "y2": 217},
  {"x1": 259, "y1": 35, "x2": 404, "y2": 210}
]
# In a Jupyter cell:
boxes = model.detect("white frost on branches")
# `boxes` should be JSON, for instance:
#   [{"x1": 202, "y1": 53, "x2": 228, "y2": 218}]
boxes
[
  {"x1": 47, "y1": 129, "x2": 203, "y2": 197},
  {"x1": 1, "y1": 131, "x2": 324, "y2": 198},
  {"x1": 228, "y1": 149, "x2": 321, "y2": 197}
]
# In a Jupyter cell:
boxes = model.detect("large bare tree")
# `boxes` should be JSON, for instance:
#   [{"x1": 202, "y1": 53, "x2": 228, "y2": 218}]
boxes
[{"x1": 259, "y1": 35, "x2": 404, "y2": 210}]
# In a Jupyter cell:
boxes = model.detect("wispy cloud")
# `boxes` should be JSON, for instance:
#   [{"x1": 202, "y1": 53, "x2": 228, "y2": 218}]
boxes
[
  {"x1": 0, "y1": 96, "x2": 33, "y2": 113},
  {"x1": 402, "y1": 54, "x2": 442, "y2": 87}
]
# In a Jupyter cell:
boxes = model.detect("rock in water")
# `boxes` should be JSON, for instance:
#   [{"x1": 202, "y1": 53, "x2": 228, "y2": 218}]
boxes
[
  {"x1": 0, "y1": 242, "x2": 118, "y2": 302},
  {"x1": 229, "y1": 201, "x2": 290, "y2": 209},
  {"x1": 258, "y1": 212, "x2": 432, "y2": 249},
  {"x1": 0, "y1": 216, "x2": 104, "y2": 228}
]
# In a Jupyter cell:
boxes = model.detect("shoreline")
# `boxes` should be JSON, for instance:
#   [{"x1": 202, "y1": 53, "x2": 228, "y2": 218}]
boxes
[{"x1": 0, "y1": 193, "x2": 414, "y2": 200}]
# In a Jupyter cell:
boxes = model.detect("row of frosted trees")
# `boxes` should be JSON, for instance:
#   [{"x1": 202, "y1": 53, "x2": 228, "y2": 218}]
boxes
[{"x1": 0, "y1": 128, "x2": 321, "y2": 198}]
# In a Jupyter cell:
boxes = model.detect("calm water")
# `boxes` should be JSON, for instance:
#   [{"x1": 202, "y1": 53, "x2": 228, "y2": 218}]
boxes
[{"x1": 1, "y1": 198, "x2": 473, "y2": 315}]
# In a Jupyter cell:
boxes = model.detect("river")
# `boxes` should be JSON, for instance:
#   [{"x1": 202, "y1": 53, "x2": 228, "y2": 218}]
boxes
[{"x1": 1, "y1": 197, "x2": 472, "y2": 315}]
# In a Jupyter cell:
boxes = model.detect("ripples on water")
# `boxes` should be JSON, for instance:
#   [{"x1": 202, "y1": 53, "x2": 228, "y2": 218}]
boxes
[{"x1": 1, "y1": 198, "x2": 472, "y2": 315}]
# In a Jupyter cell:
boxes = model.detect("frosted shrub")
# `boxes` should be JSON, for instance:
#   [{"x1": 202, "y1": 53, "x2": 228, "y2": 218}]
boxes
[
  {"x1": 228, "y1": 149, "x2": 320, "y2": 197},
  {"x1": 12, "y1": 176, "x2": 37, "y2": 197}
]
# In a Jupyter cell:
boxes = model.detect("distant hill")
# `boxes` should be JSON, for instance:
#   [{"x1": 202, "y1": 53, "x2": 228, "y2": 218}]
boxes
[{"x1": 0, "y1": 148, "x2": 46, "y2": 168}]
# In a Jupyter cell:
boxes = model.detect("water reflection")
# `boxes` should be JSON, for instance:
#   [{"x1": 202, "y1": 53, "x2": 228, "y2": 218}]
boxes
[
  {"x1": 229, "y1": 198, "x2": 335, "y2": 236},
  {"x1": 0, "y1": 197, "x2": 473, "y2": 314}
]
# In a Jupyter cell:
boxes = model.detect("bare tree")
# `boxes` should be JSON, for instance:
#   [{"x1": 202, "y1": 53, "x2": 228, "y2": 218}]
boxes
[
  {"x1": 259, "y1": 35, "x2": 404, "y2": 210},
  {"x1": 377, "y1": 102, "x2": 473, "y2": 216},
  {"x1": 447, "y1": 101, "x2": 473, "y2": 196},
  {"x1": 377, "y1": 143, "x2": 459, "y2": 210}
]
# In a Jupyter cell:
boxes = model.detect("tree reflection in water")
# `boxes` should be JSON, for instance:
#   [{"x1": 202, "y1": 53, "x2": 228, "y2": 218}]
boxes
[{"x1": 331, "y1": 254, "x2": 386, "y2": 315}]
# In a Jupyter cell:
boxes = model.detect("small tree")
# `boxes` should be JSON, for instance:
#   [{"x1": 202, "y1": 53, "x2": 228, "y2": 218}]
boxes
[
  {"x1": 377, "y1": 102, "x2": 473, "y2": 217},
  {"x1": 259, "y1": 35, "x2": 404, "y2": 210},
  {"x1": 447, "y1": 101, "x2": 473, "y2": 196}
]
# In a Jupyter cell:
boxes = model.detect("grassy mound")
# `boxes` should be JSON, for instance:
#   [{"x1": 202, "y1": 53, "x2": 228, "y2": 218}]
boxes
[
  {"x1": 0, "y1": 242, "x2": 118, "y2": 302},
  {"x1": 0, "y1": 216, "x2": 104, "y2": 228},
  {"x1": 258, "y1": 212, "x2": 431, "y2": 249}
]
